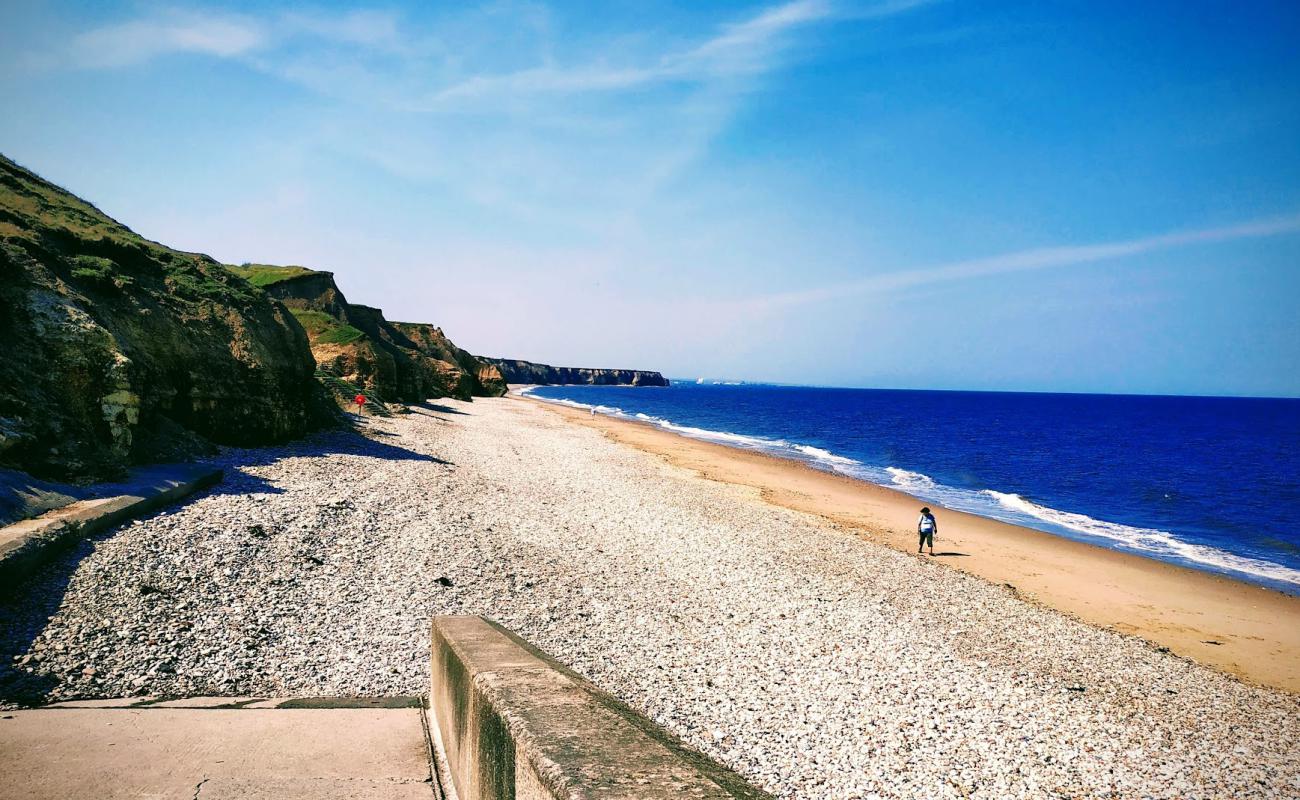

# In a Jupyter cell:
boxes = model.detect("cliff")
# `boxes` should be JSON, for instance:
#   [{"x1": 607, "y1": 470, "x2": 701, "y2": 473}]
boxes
[
  {"x1": 228, "y1": 265, "x2": 506, "y2": 404},
  {"x1": 392, "y1": 323, "x2": 508, "y2": 398},
  {"x1": 482, "y1": 358, "x2": 669, "y2": 387},
  {"x1": 0, "y1": 155, "x2": 332, "y2": 481}
]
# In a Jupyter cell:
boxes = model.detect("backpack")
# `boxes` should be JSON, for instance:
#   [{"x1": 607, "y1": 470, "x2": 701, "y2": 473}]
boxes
[{"x1": 919, "y1": 514, "x2": 935, "y2": 533}]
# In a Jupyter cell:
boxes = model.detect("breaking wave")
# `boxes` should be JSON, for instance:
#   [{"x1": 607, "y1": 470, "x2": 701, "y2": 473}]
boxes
[
  {"x1": 885, "y1": 467, "x2": 937, "y2": 490},
  {"x1": 981, "y1": 491, "x2": 1300, "y2": 586},
  {"x1": 793, "y1": 445, "x2": 861, "y2": 466}
]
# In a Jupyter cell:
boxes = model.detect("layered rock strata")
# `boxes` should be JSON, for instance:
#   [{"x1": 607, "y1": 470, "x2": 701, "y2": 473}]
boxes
[
  {"x1": 230, "y1": 265, "x2": 506, "y2": 404},
  {"x1": 0, "y1": 156, "x2": 331, "y2": 480}
]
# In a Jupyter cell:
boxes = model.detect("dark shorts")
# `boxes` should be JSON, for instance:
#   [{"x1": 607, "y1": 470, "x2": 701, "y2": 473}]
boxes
[{"x1": 918, "y1": 530, "x2": 934, "y2": 547}]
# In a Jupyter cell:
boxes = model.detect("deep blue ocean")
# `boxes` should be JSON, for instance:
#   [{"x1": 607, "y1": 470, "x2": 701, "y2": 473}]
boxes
[{"x1": 526, "y1": 383, "x2": 1300, "y2": 594}]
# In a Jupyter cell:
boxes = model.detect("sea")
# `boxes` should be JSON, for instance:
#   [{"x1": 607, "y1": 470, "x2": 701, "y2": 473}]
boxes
[{"x1": 524, "y1": 382, "x2": 1300, "y2": 595}]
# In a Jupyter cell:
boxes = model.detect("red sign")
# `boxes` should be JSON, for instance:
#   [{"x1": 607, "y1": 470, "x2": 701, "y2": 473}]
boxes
[{"x1": 354, "y1": 394, "x2": 367, "y2": 406}]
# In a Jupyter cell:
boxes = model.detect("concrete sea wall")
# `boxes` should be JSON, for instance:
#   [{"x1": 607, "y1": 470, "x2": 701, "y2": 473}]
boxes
[{"x1": 428, "y1": 616, "x2": 769, "y2": 799}]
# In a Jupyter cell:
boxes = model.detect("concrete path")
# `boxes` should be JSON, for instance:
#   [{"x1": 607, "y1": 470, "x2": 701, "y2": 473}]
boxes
[
  {"x1": 0, "y1": 464, "x2": 222, "y2": 595},
  {"x1": 0, "y1": 698, "x2": 435, "y2": 799}
]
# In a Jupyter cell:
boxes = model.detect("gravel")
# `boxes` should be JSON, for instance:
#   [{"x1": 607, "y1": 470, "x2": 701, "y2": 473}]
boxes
[{"x1": 3, "y1": 397, "x2": 1298, "y2": 798}]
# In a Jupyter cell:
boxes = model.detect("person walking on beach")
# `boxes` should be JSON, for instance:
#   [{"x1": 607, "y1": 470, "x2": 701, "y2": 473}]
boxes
[{"x1": 917, "y1": 507, "x2": 937, "y2": 555}]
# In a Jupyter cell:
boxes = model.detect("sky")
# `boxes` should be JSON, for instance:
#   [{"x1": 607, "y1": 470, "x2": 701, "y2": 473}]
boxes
[{"x1": 2, "y1": 1, "x2": 1298, "y2": 397}]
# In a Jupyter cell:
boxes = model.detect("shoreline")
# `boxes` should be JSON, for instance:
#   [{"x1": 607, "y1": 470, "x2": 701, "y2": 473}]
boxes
[
  {"x1": 8, "y1": 395, "x2": 1297, "y2": 796},
  {"x1": 520, "y1": 387, "x2": 1299, "y2": 593},
  {"x1": 524, "y1": 394, "x2": 1300, "y2": 694}
]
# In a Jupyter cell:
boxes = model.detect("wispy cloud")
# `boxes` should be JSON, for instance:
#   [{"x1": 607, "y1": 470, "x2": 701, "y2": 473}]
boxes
[
  {"x1": 419, "y1": 0, "x2": 838, "y2": 110},
  {"x1": 367, "y1": 0, "x2": 929, "y2": 224},
  {"x1": 55, "y1": 7, "x2": 420, "y2": 71},
  {"x1": 280, "y1": 9, "x2": 405, "y2": 51},
  {"x1": 740, "y1": 213, "x2": 1300, "y2": 312},
  {"x1": 47, "y1": 7, "x2": 414, "y2": 73},
  {"x1": 50, "y1": 1, "x2": 925, "y2": 109},
  {"x1": 671, "y1": 0, "x2": 832, "y2": 73},
  {"x1": 39, "y1": 1, "x2": 939, "y2": 244},
  {"x1": 66, "y1": 11, "x2": 266, "y2": 69}
]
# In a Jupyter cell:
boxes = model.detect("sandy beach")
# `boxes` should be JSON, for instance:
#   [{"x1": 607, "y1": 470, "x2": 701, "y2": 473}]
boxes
[
  {"x1": 3, "y1": 396, "x2": 1299, "y2": 798},
  {"x1": 537, "y1": 396, "x2": 1300, "y2": 694}
]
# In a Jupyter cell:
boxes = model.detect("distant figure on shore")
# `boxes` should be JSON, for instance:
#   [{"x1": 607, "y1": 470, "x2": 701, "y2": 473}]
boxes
[{"x1": 917, "y1": 507, "x2": 937, "y2": 555}]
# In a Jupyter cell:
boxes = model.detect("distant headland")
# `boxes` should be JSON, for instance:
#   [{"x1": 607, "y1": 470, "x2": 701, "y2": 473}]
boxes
[{"x1": 481, "y1": 358, "x2": 668, "y2": 388}]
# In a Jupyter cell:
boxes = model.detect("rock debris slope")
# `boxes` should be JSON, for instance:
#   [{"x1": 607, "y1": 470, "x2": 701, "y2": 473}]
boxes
[{"x1": 2, "y1": 398, "x2": 1297, "y2": 799}]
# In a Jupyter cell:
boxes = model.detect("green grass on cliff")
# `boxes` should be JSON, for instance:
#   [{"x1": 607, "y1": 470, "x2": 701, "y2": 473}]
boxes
[
  {"x1": 227, "y1": 263, "x2": 318, "y2": 287},
  {"x1": 0, "y1": 154, "x2": 258, "y2": 307},
  {"x1": 0, "y1": 156, "x2": 140, "y2": 247},
  {"x1": 69, "y1": 254, "x2": 135, "y2": 288},
  {"x1": 290, "y1": 309, "x2": 364, "y2": 345}
]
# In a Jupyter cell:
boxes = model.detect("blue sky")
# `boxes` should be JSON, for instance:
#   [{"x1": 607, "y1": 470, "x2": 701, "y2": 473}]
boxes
[{"x1": 2, "y1": 1, "x2": 1298, "y2": 396}]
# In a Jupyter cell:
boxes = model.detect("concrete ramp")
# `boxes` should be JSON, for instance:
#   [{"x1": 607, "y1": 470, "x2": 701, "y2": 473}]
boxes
[
  {"x1": 429, "y1": 616, "x2": 770, "y2": 800},
  {"x1": 2, "y1": 621, "x2": 770, "y2": 799},
  {"x1": 0, "y1": 700, "x2": 433, "y2": 799},
  {"x1": 0, "y1": 464, "x2": 222, "y2": 595}
]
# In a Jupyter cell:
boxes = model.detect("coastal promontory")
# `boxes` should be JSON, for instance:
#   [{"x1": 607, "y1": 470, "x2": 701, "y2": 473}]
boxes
[
  {"x1": 481, "y1": 357, "x2": 669, "y2": 387},
  {"x1": 226, "y1": 264, "x2": 508, "y2": 404}
]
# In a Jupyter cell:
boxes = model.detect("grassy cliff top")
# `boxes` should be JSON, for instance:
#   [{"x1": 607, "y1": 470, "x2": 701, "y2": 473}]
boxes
[
  {"x1": 227, "y1": 263, "x2": 321, "y2": 287},
  {"x1": 289, "y1": 309, "x2": 365, "y2": 345},
  {"x1": 0, "y1": 154, "x2": 140, "y2": 247},
  {"x1": 1, "y1": 154, "x2": 259, "y2": 307}
]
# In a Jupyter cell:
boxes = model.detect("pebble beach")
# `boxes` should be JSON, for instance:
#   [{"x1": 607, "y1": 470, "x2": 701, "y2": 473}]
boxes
[{"x1": 2, "y1": 397, "x2": 1298, "y2": 799}]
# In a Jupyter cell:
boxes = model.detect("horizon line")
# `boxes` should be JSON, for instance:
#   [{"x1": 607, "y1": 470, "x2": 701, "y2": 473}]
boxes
[{"x1": 641, "y1": 378, "x2": 1300, "y2": 401}]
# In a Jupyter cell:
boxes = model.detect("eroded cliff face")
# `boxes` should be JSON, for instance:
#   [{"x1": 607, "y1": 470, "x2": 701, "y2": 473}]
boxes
[
  {"x1": 0, "y1": 156, "x2": 332, "y2": 481},
  {"x1": 481, "y1": 358, "x2": 669, "y2": 387},
  {"x1": 0, "y1": 153, "x2": 647, "y2": 482},
  {"x1": 231, "y1": 266, "x2": 507, "y2": 404},
  {"x1": 393, "y1": 323, "x2": 507, "y2": 398}
]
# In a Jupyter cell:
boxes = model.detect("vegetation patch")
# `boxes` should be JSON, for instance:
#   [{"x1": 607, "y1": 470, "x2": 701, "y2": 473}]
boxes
[
  {"x1": 318, "y1": 324, "x2": 365, "y2": 345},
  {"x1": 164, "y1": 259, "x2": 257, "y2": 304},
  {"x1": 69, "y1": 255, "x2": 135, "y2": 289},
  {"x1": 290, "y1": 309, "x2": 365, "y2": 345},
  {"x1": 69, "y1": 255, "x2": 115, "y2": 281},
  {"x1": 0, "y1": 221, "x2": 32, "y2": 240},
  {"x1": 228, "y1": 263, "x2": 318, "y2": 287}
]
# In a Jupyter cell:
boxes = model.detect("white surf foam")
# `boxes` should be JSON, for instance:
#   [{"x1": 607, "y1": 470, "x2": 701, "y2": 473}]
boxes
[
  {"x1": 983, "y1": 490, "x2": 1300, "y2": 587},
  {"x1": 885, "y1": 467, "x2": 937, "y2": 490},
  {"x1": 793, "y1": 445, "x2": 861, "y2": 466},
  {"x1": 525, "y1": 392, "x2": 787, "y2": 450},
  {"x1": 656, "y1": 420, "x2": 789, "y2": 449},
  {"x1": 524, "y1": 392, "x2": 623, "y2": 416},
  {"x1": 533, "y1": 395, "x2": 589, "y2": 410}
]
